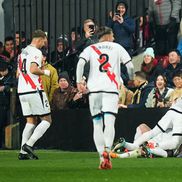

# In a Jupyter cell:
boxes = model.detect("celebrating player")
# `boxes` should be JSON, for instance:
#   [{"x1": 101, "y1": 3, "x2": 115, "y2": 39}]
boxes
[
  {"x1": 17, "y1": 30, "x2": 52, "y2": 160},
  {"x1": 76, "y1": 26, "x2": 134, "y2": 169},
  {"x1": 112, "y1": 97, "x2": 182, "y2": 156}
]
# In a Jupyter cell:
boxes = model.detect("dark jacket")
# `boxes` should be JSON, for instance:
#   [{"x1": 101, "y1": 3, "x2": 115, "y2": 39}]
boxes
[
  {"x1": 51, "y1": 86, "x2": 88, "y2": 110},
  {"x1": 164, "y1": 63, "x2": 182, "y2": 87},
  {"x1": 107, "y1": 15, "x2": 135, "y2": 51},
  {"x1": 0, "y1": 72, "x2": 15, "y2": 106},
  {"x1": 127, "y1": 81, "x2": 154, "y2": 108}
]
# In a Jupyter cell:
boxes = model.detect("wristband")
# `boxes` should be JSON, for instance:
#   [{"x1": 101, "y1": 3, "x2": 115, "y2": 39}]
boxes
[{"x1": 44, "y1": 70, "x2": 50, "y2": 76}]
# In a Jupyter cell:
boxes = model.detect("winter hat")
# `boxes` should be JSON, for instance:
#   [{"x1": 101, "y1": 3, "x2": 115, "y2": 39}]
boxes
[
  {"x1": 57, "y1": 35, "x2": 69, "y2": 47},
  {"x1": 115, "y1": 0, "x2": 128, "y2": 12},
  {"x1": 144, "y1": 47, "x2": 155, "y2": 58},
  {"x1": 58, "y1": 71, "x2": 70, "y2": 83}
]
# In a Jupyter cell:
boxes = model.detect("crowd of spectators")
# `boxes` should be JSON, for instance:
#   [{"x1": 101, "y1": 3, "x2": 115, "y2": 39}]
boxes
[{"x1": 0, "y1": 0, "x2": 182, "y2": 149}]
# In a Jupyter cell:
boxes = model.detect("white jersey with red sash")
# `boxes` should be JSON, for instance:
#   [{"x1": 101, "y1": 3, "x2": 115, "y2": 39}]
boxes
[
  {"x1": 79, "y1": 41, "x2": 131, "y2": 93},
  {"x1": 17, "y1": 45, "x2": 43, "y2": 94}
]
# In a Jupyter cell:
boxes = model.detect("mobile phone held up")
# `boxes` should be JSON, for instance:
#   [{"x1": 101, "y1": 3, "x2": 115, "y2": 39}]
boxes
[
  {"x1": 115, "y1": 10, "x2": 120, "y2": 16},
  {"x1": 88, "y1": 24, "x2": 95, "y2": 34}
]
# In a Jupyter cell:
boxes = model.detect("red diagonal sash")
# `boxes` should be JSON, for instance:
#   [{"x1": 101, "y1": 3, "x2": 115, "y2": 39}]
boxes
[
  {"x1": 91, "y1": 45, "x2": 118, "y2": 89},
  {"x1": 18, "y1": 55, "x2": 37, "y2": 89}
]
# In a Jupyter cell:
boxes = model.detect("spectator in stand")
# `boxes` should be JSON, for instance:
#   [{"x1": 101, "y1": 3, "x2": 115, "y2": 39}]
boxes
[
  {"x1": 51, "y1": 35, "x2": 70, "y2": 74},
  {"x1": 141, "y1": 47, "x2": 164, "y2": 82},
  {"x1": 148, "y1": 0, "x2": 181, "y2": 56},
  {"x1": 2, "y1": 36, "x2": 16, "y2": 62},
  {"x1": 51, "y1": 71, "x2": 88, "y2": 110},
  {"x1": 0, "y1": 41, "x2": 3, "y2": 54},
  {"x1": 76, "y1": 19, "x2": 98, "y2": 53},
  {"x1": 177, "y1": 39, "x2": 182, "y2": 56},
  {"x1": 168, "y1": 72, "x2": 182, "y2": 107},
  {"x1": 0, "y1": 58, "x2": 16, "y2": 148},
  {"x1": 107, "y1": 0, "x2": 135, "y2": 56},
  {"x1": 40, "y1": 47, "x2": 59, "y2": 102},
  {"x1": 70, "y1": 27, "x2": 81, "y2": 53},
  {"x1": 164, "y1": 49, "x2": 182, "y2": 87},
  {"x1": 119, "y1": 71, "x2": 153, "y2": 108},
  {"x1": 15, "y1": 31, "x2": 27, "y2": 54},
  {"x1": 145, "y1": 74, "x2": 173, "y2": 108},
  {"x1": 75, "y1": 19, "x2": 98, "y2": 80}
]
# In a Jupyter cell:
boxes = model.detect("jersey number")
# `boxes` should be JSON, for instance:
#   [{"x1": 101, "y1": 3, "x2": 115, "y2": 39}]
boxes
[
  {"x1": 21, "y1": 58, "x2": 27, "y2": 74},
  {"x1": 99, "y1": 54, "x2": 109, "y2": 73}
]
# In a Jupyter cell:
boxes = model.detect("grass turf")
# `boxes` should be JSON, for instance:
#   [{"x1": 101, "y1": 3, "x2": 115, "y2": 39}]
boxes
[{"x1": 0, "y1": 150, "x2": 182, "y2": 182}]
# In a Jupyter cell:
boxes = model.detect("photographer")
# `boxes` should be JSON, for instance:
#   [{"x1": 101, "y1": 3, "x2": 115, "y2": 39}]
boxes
[{"x1": 107, "y1": 0, "x2": 135, "y2": 56}]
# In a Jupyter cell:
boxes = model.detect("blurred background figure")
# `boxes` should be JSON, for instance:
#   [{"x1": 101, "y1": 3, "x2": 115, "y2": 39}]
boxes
[
  {"x1": 0, "y1": 57, "x2": 16, "y2": 149},
  {"x1": 107, "y1": 0, "x2": 135, "y2": 56},
  {"x1": 51, "y1": 35, "x2": 70, "y2": 74},
  {"x1": 148, "y1": 0, "x2": 181, "y2": 56},
  {"x1": 141, "y1": 47, "x2": 163, "y2": 82},
  {"x1": 145, "y1": 74, "x2": 173, "y2": 108},
  {"x1": 0, "y1": 41, "x2": 3, "y2": 54},
  {"x1": 40, "y1": 47, "x2": 59, "y2": 102},
  {"x1": 2, "y1": 36, "x2": 15, "y2": 62},
  {"x1": 164, "y1": 50, "x2": 182, "y2": 87},
  {"x1": 15, "y1": 31, "x2": 27, "y2": 54},
  {"x1": 51, "y1": 71, "x2": 88, "y2": 110}
]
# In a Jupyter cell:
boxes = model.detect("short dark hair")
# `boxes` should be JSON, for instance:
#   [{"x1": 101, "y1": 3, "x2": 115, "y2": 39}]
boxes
[
  {"x1": 16, "y1": 31, "x2": 26, "y2": 39},
  {"x1": 173, "y1": 72, "x2": 182, "y2": 79},
  {"x1": 4, "y1": 36, "x2": 14, "y2": 43},
  {"x1": 168, "y1": 49, "x2": 181, "y2": 56},
  {"x1": 32, "y1": 29, "x2": 46, "y2": 39},
  {"x1": 97, "y1": 26, "x2": 113, "y2": 39},
  {"x1": 135, "y1": 71, "x2": 147, "y2": 80}
]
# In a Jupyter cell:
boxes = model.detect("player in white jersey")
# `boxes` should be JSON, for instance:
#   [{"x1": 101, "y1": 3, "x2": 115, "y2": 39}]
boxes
[
  {"x1": 76, "y1": 26, "x2": 134, "y2": 169},
  {"x1": 115, "y1": 97, "x2": 182, "y2": 154},
  {"x1": 17, "y1": 30, "x2": 52, "y2": 160}
]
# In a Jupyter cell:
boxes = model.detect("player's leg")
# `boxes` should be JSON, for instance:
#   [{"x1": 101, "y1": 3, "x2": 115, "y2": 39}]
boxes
[
  {"x1": 103, "y1": 113, "x2": 115, "y2": 152},
  {"x1": 134, "y1": 123, "x2": 151, "y2": 141},
  {"x1": 92, "y1": 115, "x2": 105, "y2": 160},
  {"x1": 150, "y1": 147, "x2": 168, "y2": 157},
  {"x1": 18, "y1": 95, "x2": 37, "y2": 159},
  {"x1": 101, "y1": 93, "x2": 119, "y2": 169},
  {"x1": 26, "y1": 114, "x2": 51, "y2": 147},
  {"x1": 133, "y1": 110, "x2": 173, "y2": 147},
  {"x1": 22, "y1": 92, "x2": 51, "y2": 159},
  {"x1": 158, "y1": 112, "x2": 182, "y2": 150},
  {"x1": 89, "y1": 93, "x2": 107, "y2": 168}
]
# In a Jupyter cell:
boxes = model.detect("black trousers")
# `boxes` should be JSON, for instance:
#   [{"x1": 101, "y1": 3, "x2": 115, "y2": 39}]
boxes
[
  {"x1": 0, "y1": 106, "x2": 8, "y2": 148},
  {"x1": 154, "y1": 24, "x2": 179, "y2": 56}
]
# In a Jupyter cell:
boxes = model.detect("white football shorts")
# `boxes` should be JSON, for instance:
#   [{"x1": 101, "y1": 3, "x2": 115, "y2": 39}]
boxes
[
  {"x1": 19, "y1": 91, "x2": 51, "y2": 116},
  {"x1": 89, "y1": 92, "x2": 119, "y2": 117}
]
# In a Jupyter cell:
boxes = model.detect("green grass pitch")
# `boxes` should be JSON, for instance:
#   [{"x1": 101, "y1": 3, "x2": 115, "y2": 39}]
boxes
[{"x1": 0, "y1": 150, "x2": 182, "y2": 182}]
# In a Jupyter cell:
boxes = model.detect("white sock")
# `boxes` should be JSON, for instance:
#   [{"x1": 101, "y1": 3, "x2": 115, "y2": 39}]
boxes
[
  {"x1": 124, "y1": 142, "x2": 139, "y2": 150},
  {"x1": 93, "y1": 117, "x2": 105, "y2": 159},
  {"x1": 134, "y1": 127, "x2": 142, "y2": 141},
  {"x1": 26, "y1": 120, "x2": 50, "y2": 147},
  {"x1": 150, "y1": 147, "x2": 168, "y2": 157},
  {"x1": 20, "y1": 123, "x2": 36, "y2": 154},
  {"x1": 134, "y1": 126, "x2": 161, "y2": 146},
  {"x1": 103, "y1": 114, "x2": 115, "y2": 152},
  {"x1": 118, "y1": 149, "x2": 141, "y2": 158}
]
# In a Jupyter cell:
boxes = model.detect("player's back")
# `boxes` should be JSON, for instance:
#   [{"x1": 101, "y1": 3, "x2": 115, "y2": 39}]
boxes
[
  {"x1": 85, "y1": 41, "x2": 130, "y2": 93},
  {"x1": 18, "y1": 45, "x2": 43, "y2": 94}
]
